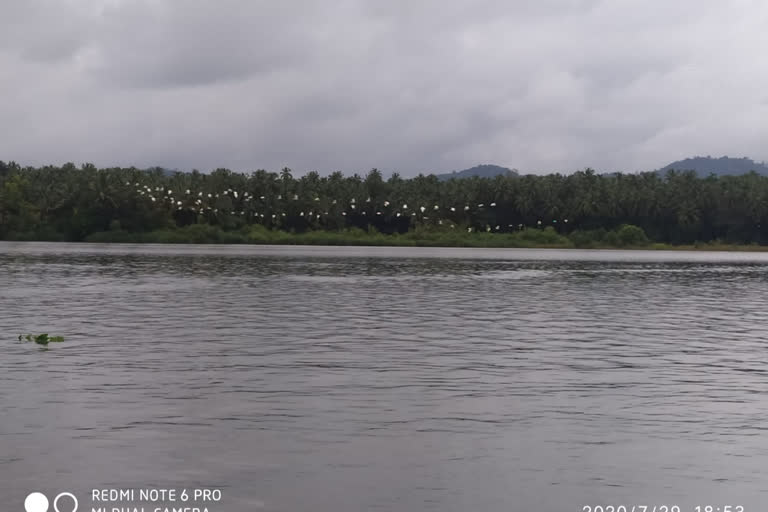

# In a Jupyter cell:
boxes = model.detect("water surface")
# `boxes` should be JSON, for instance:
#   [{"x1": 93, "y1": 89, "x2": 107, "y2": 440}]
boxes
[{"x1": 1, "y1": 242, "x2": 767, "y2": 511}]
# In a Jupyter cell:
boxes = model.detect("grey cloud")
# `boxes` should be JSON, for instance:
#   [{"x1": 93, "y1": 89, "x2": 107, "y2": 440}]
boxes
[
  {"x1": 1, "y1": 0, "x2": 767, "y2": 175},
  {"x1": 1, "y1": 1, "x2": 94, "y2": 62},
  {"x1": 88, "y1": 1, "x2": 325, "y2": 87}
]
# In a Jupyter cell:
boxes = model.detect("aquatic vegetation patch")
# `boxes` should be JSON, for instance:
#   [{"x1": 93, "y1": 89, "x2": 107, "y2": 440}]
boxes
[{"x1": 18, "y1": 333, "x2": 65, "y2": 345}]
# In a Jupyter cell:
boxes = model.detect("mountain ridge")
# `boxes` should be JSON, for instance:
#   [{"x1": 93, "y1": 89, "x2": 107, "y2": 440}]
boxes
[
  {"x1": 656, "y1": 156, "x2": 768, "y2": 176},
  {"x1": 132, "y1": 157, "x2": 768, "y2": 178},
  {"x1": 432, "y1": 164, "x2": 519, "y2": 181}
]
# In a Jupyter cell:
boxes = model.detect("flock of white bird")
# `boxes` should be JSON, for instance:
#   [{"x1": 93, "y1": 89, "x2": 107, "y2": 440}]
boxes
[{"x1": 127, "y1": 182, "x2": 567, "y2": 232}]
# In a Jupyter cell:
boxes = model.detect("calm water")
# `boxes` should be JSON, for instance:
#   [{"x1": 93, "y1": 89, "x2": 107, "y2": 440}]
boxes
[{"x1": 2, "y1": 242, "x2": 768, "y2": 511}]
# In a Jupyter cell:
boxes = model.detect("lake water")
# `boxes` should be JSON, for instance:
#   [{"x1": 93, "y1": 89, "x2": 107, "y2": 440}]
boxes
[{"x1": 2, "y1": 242, "x2": 768, "y2": 511}]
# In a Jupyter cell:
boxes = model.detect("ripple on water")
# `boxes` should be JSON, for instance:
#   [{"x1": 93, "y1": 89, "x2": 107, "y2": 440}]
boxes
[{"x1": 2, "y1": 243, "x2": 768, "y2": 511}]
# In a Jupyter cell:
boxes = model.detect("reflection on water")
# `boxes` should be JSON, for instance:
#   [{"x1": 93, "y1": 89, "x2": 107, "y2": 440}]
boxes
[{"x1": 1, "y1": 242, "x2": 768, "y2": 511}]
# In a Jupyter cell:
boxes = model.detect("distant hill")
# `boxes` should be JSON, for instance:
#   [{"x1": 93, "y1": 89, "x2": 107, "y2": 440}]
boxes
[
  {"x1": 433, "y1": 164, "x2": 519, "y2": 181},
  {"x1": 143, "y1": 166, "x2": 183, "y2": 177},
  {"x1": 657, "y1": 156, "x2": 768, "y2": 176}
]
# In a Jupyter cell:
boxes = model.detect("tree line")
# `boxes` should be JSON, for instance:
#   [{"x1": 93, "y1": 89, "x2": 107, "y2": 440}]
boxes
[{"x1": 2, "y1": 160, "x2": 768, "y2": 245}]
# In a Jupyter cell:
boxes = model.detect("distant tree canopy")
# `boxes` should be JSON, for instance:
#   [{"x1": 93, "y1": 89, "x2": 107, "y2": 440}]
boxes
[{"x1": 2, "y1": 161, "x2": 768, "y2": 245}]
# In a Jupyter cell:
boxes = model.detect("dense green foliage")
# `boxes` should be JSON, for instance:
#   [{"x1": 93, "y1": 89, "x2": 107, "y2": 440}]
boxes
[{"x1": 3, "y1": 160, "x2": 768, "y2": 247}]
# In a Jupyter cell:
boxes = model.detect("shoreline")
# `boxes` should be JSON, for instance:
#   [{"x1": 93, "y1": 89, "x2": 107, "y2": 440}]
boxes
[
  {"x1": 3, "y1": 234, "x2": 768, "y2": 253},
  {"x1": 4, "y1": 220, "x2": 768, "y2": 253}
]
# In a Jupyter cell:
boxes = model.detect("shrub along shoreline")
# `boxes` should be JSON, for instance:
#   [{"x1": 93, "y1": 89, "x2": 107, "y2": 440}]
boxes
[{"x1": 5, "y1": 223, "x2": 768, "y2": 251}]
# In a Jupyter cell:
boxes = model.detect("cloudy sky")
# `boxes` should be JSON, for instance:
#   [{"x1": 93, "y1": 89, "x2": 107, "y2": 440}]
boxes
[{"x1": 1, "y1": 0, "x2": 767, "y2": 176}]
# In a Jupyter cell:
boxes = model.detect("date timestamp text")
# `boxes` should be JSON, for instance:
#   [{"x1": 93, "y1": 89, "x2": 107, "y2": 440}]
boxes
[{"x1": 582, "y1": 507, "x2": 744, "y2": 512}]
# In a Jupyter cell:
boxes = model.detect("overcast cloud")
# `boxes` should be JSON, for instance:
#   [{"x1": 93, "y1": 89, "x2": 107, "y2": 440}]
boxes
[{"x1": 1, "y1": 0, "x2": 767, "y2": 175}]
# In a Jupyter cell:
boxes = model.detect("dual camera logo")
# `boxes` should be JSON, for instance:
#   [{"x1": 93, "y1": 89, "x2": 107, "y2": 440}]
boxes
[{"x1": 24, "y1": 492, "x2": 78, "y2": 512}]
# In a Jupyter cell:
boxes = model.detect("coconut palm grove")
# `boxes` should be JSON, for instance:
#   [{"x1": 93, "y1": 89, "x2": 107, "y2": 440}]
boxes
[{"x1": 2, "y1": 160, "x2": 768, "y2": 248}]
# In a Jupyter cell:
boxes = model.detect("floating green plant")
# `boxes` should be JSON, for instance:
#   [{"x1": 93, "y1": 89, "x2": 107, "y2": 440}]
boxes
[{"x1": 18, "y1": 333, "x2": 65, "y2": 345}]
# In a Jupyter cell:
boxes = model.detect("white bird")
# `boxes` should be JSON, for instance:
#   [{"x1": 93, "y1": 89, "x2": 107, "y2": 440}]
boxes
[
  {"x1": 464, "y1": 206, "x2": 470, "y2": 211},
  {"x1": 490, "y1": 202, "x2": 496, "y2": 207},
  {"x1": 403, "y1": 204, "x2": 408, "y2": 209},
  {"x1": 384, "y1": 200, "x2": 390, "y2": 207},
  {"x1": 420, "y1": 206, "x2": 426, "y2": 213},
  {"x1": 376, "y1": 211, "x2": 382, "y2": 215},
  {"x1": 396, "y1": 212, "x2": 401, "y2": 217},
  {"x1": 495, "y1": 225, "x2": 500, "y2": 230},
  {"x1": 125, "y1": 181, "x2": 130, "y2": 186},
  {"x1": 478, "y1": 203, "x2": 484, "y2": 207},
  {"x1": 198, "y1": 192, "x2": 203, "y2": 197},
  {"x1": 168, "y1": 189, "x2": 172, "y2": 195},
  {"x1": 150, "y1": 197, "x2": 156, "y2": 202},
  {"x1": 272, "y1": 214, "x2": 276, "y2": 218},
  {"x1": 486, "y1": 226, "x2": 491, "y2": 232},
  {"x1": 438, "y1": 220, "x2": 443, "y2": 225},
  {"x1": 233, "y1": 191, "x2": 238, "y2": 198},
  {"x1": 450, "y1": 207, "x2": 456, "y2": 212},
  {"x1": 208, "y1": 193, "x2": 212, "y2": 198},
  {"x1": 186, "y1": 189, "x2": 190, "y2": 194},
  {"x1": 351, "y1": 204, "x2": 356, "y2": 209},
  {"x1": 315, "y1": 197, "x2": 320, "y2": 201},
  {"x1": 300, "y1": 211, "x2": 304, "y2": 216},
  {"x1": 332, "y1": 199, "x2": 337, "y2": 204},
  {"x1": 293, "y1": 194, "x2": 298, "y2": 200},
  {"x1": 177, "y1": 201, "x2": 182, "y2": 206},
  {"x1": 433, "y1": 205, "x2": 439, "y2": 210},
  {"x1": 537, "y1": 220, "x2": 542, "y2": 225},
  {"x1": 341, "y1": 212, "x2": 347, "y2": 216},
  {"x1": 467, "y1": 227, "x2": 472, "y2": 233},
  {"x1": 351, "y1": 198, "x2": 356, "y2": 203},
  {"x1": 366, "y1": 197, "x2": 371, "y2": 202}
]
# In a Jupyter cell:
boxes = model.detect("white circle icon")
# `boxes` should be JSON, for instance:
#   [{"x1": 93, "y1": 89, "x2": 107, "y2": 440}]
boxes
[
  {"x1": 53, "y1": 493, "x2": 78, "y2": 512},
  {"x1": 24, "y1": 492, "x2": 49, "y2": 512}
]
